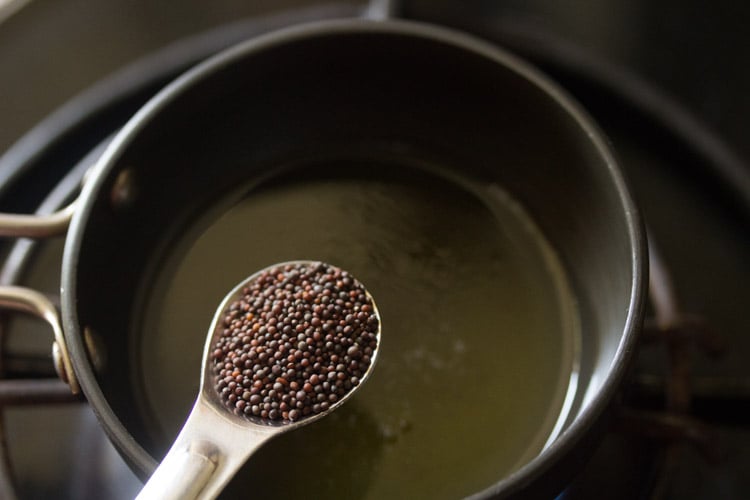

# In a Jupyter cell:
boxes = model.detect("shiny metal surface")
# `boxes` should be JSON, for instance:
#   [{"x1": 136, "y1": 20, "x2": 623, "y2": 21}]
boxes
[
  {"x1": 138, "y1": 262, "x2": 381, "y2": 499},
  {"x1": 0, "y1": 285, "x2": 79, "y2": 393},
  {"x1": 0, "y1": 202, "x2": 75, "y2": 237}
]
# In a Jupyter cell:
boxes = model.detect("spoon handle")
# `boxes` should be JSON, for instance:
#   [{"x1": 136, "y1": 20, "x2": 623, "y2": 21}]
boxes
[
  {"x1": 136, "y1": 441, "x2": 217, "y2": 500},
  {"x1": 136, "y1": 397, "x2": 273, "y2": 500}
]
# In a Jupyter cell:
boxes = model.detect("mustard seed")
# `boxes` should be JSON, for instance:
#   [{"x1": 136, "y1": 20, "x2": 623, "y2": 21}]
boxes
[{"x1": 211, "y1": 262, "x2": 378, "y2": 423}]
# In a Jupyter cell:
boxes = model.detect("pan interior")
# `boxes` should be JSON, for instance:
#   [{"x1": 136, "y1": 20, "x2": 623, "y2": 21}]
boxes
[{"x1": 132, "y1": 159, "x2": 581, "y2": 499}]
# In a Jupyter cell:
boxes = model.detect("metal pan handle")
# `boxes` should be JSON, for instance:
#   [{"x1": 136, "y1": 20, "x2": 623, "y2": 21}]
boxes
[
  {"x1": 0, "y1": 150, "x2": 93, "y2": 238},
  {"x1": 0, "y1": 201, "x2": 79, "y2": 394},
  {"x1": 0, "y1": 201, "x2": 76, "y2": 238},
  {"x1": 0, "y1": 286, "x2": 80, "y2": 394},
  {"x1": 0, "y1": 164, "x2": 90, "y2": 393}
]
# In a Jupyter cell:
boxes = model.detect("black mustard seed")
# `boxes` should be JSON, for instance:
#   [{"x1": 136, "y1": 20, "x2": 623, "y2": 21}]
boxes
[{"x1": 211, "y1": 262, "x2": 378, "y2": 422}]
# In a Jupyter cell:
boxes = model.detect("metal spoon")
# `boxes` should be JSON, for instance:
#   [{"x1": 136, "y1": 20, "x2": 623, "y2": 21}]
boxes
[{"x1": 137, "y1": 261, "x2": 381, "y2": 500}]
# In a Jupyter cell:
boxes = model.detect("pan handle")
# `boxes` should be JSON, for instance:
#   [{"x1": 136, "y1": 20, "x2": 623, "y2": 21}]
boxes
[
  {"x1": 0, "y1": 286, "x2": 80, "y2": 394},
  {"x1": 0, "y1": 157, "x2": 91, "y2": 237},
  {"x1": 0, "y1": 201, "x2": 76, "y2": 238}
]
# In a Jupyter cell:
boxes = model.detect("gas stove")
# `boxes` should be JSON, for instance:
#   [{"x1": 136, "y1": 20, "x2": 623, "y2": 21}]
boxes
[{"x1": 0, "y1": 1, "x2": 748, "y2": 499}]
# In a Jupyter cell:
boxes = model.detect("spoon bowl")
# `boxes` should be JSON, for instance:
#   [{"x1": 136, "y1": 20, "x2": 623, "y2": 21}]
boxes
[{"x1": 137, "y1": 260, "x2": 381, "y2": 500}]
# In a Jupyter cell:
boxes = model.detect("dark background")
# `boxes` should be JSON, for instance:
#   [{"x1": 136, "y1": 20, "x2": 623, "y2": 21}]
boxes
[{"x1": 2, "y1": 0, "x2": 748, "y2": 168}]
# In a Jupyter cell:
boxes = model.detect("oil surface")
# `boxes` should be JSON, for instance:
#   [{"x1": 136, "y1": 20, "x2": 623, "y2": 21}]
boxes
[{"x1": 137, "y1": 163, "x2": 580, "y2": 499}]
